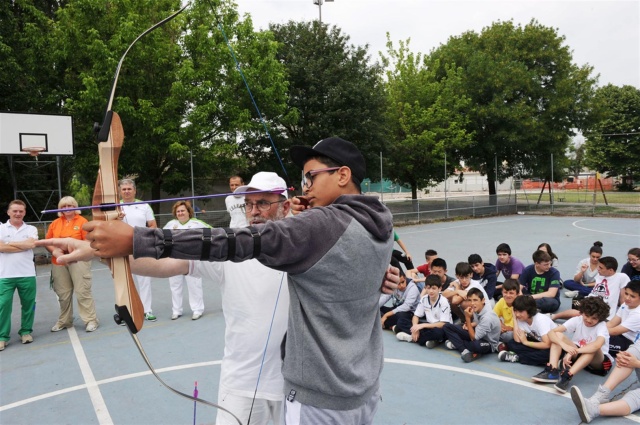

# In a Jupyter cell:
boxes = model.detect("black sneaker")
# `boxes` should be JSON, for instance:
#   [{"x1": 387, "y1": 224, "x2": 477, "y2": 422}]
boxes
[
  {"x1": 531, "y1": 365, "x2": 559, "y2": 383},
  {"x1": 554, "y1": 370, "x2": 572, "y2": 393}
]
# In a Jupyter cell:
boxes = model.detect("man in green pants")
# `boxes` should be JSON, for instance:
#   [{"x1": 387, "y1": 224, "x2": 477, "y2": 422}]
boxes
[{"x1": 0, "y1": 199, "x2": 38, "y2": 350}]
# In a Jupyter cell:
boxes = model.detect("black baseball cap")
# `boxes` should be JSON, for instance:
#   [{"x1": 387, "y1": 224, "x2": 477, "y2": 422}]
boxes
[{"x1": 290, "y1": 137, "x2": 366, "y2": 182}]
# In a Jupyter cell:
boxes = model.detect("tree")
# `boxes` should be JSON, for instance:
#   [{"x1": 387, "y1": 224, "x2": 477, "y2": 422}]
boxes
[
  {"x1": 0, "y1": 0, "x2": 65, "y2": 217},
  {"x1": 381, "y1": 37, "x2": 473, "y2": 198},
  {"x1": 426, "y1": 20, "x2": 597, "y2": 195},
  {"x1": 584, "y1": 84, "x2": 640, "y2": 190},
  {"x1": 53, "y1": 0, "x2": 288, "y2": 208},
  {"x1": 268, "y1": 20, "x2": 387, "y2": 185}
]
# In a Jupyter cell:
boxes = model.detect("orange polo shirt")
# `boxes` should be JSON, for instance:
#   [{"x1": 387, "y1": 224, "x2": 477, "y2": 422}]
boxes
[{"x1": 46, "y1": 215, "x2": 89, "y2": 265}]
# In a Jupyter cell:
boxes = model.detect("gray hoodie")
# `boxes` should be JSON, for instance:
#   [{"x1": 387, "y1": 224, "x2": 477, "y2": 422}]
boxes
[{"x1": 134, "y1": 194, "x2": 394, "y2": 410}]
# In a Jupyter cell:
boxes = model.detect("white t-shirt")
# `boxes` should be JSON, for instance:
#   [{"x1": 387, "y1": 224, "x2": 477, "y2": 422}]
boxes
[
  {"x1": 225, "y1": 195, "x2": 248, "y2": 228},
  {"x1": 0, "y1": 221, "x2": 38, "y2": 278},
  {"x1": 589, "y1": 273, "x2": 631, "y2": 320},
  {"x1": 163, "y1": 217, "x2": 211, "y2": 230},
  {"x1": 575, "y1": 258, "x2": 599, "y2": 284},
  {"x1": 121, "y1": 200, "x2": 155, "y2": 228},
  {"x1": 413, "y1": 293, "x2": 452, "y2": 324},
  {"x1": 449, "y1": 280, "x2": 489, "y2": 302},
  {"x1": 615, "y1": 304, "x2": 640, "y2": 342},
  {"x1": 190, "y1": 259, "x2": 289, "y2": 400},
  {"x1": 563, "y1": 316, "x2": 610, "y2": 356},
  {"x1": 517, "y1": 313, "x2": 557, "y2": 342}
]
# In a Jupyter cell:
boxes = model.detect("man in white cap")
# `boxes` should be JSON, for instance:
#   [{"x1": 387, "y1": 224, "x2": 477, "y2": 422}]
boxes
[{"x1": 41, "y1": 137, "x2": 398, "y2": 425}]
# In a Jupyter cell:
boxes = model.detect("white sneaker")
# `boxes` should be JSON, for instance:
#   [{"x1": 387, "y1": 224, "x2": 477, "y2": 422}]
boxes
[
  {"x1": 571, "y1": 386, "x2": 600, "y2": 423},
  {"x1": 395, "y1": 332, "x2": 412, "y2": 342},
  {"x1": 191, "y1": 313, "x2": 203, "y2": 321},
  {"x1": 85, "y1": 322, "x2": 99, "y2": 332},
  {"x1": 564, "y1": 290, "x2": 579, "y2": 298},
  {"x1": 445, "y1": 340, "x2": 456, "y2": 350},
  {"x1": 171, "y1": 314, "x2": 181, "y2": 320}
]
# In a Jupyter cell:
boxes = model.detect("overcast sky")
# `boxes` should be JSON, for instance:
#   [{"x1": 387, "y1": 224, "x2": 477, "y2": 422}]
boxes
[{"x1": 234, "y1": 0, "x2": 639, "y2": 88}]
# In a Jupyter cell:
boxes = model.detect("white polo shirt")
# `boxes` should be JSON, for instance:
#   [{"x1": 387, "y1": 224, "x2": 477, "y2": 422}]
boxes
[
  {"x1": 0, "y1": 221, "x2": 38, "y2": 278},
  {"x1": 121, "y1": 200, "x2": 155, "y2": 228}
]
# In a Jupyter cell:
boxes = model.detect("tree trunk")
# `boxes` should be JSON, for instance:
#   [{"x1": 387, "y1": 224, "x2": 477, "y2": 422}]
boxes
[{"x1": 488, "y1": 178, "x2": 497, "y2": 206}]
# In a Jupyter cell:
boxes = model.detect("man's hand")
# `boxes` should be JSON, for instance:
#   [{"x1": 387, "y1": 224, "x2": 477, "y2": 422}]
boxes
[
  {"x1": 84, "y1": 221, "x2": 134, "y2": 257},
  {"x1": 381, "y1": 265, "x2": 400, "y2": 294},
  {"x1": 35, "y1": 238, "x2": 94, "y2": 264},
  {"x1": 290, "y1": 196, "x2": 310, "y2": 215}
]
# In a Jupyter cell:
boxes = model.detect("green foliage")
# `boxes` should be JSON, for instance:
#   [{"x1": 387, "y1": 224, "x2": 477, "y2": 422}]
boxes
[
  {"x1": 381, "y1": 37, "x2": 473, "y2": 198},
  {"x1": 50, "y1": 0, "x2": 288, "y2": 208},
  {"x1": 584, "y1": 84, "x2": 640, "y2": 185},
  {"x1": 269, "y1": 21, "x2": 387, "y2": 183},
  {"x1": 426, "y1": 20, "x2": 597, "y2": 193}
]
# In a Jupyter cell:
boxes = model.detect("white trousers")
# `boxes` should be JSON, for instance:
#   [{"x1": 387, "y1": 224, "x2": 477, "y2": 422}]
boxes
[
  {"x1": 216, "y1": 390, "x2": 282, "y2": 425},
  {"x1": 132, "y1": 274, "x2": 152, "y2": 314},
  {"x1": 169, "y1": 274, "x2": 204, "y2": 315}
]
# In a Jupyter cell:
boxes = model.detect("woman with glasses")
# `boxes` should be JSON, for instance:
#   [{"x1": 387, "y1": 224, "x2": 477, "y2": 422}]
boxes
[
  {"x1": 45, "y1": 196, "x2": 99, "y2": 332},
  {"x1": 622, "y1": 248, "x2": 640, "y2": 282},
  {"x1": 163, "y1": 201, "x2": 211, "y2": 320}
]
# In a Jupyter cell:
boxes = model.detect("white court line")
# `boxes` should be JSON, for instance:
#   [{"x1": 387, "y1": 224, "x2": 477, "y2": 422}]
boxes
[
  {"x1": 0, "y1": 360, "x2": 221, "y2": 412},
  {"x1": 385, "y1": 357, "x2": 640, "y2": 423},
  {"x1": 572, "y1": 219, "x2": 640, "y2": 237},
  {"x1": 67, "y1": 327, "x2": 114, "y2": 425},
  {"x1": 5, "y1": 355, "x2": 640, "y2": 423},
  {"x1": 398, "y1": 217, "x2": 535, "y2": 235}
]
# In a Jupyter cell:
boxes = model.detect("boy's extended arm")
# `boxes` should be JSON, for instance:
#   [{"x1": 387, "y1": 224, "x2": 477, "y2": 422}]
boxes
[
  {"x1": 531, "y1": 287, "x2": 559, "y2": 300},
  {"x1": 577, "y1": 336, "x2": 606, "y2": 354}
]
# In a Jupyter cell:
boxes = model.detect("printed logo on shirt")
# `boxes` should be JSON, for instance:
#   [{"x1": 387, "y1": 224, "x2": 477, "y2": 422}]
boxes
[{"x1": 591, "y1": 279, "x2": 610, "y2": 301}]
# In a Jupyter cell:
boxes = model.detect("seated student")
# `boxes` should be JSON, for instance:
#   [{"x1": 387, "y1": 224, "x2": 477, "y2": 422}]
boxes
[
  {"x1": 498, "y1": 295, "x2": 557, "y2": 365},
  {"x1": 494, "y1": 243, "x2": 525, "y2": 301},
  {"x1": 379, "y1": 271, "x2": 420, "y2": 331},
  {"x1": 531, "y1": 296, "x2": 611, "y2": 394},
  {"x1": 395, "y1": 275, "x2": 452, "y2": 348},
  {"x1": 553, "y1": 256, "x2": 630, "y2": 322},
  {"x1": 607, "y1": 281, "x2": 640, "y2": 357},
  {"x1": 493, "y1": 279, "x2": 520, "y2": 344},
  {"x1": 571, "y1": 344, "x2": 640, "y2": 423},
  {"x1": 390, "y1": 230, "x2": 414, "y2": 271},
  {"x1": 427, "y1": 257, "x2": 455, "y2": 292},
  {"x1": 443, "y1": 287, "x2": 501, "y2": 363},
  {"x1": 621, "y1": 247, "x2": 640, "y2": 282},
  {"x1": 519, "y1": 250, "x2": 561, "y2": 313},
  {"x1": 406, "y1": 249, "x2": 438, "y2": 283},
  {"x1": 537, "y1": 243, "x2": 559, "y2": 268},
  {"x1": 468, "y1": 254, "x2": 498, "y2": 300},
  {"x1": 563, "y1": 242, "x2": 603, "y2": 298},
  {"x1": 444, "y1": 262, "x2": 490, "y2": 325}
]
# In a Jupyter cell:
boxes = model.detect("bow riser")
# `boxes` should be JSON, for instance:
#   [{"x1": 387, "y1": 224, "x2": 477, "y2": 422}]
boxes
[{"x1": 92, "y1": 111, "x2": 144, "y2": 333}]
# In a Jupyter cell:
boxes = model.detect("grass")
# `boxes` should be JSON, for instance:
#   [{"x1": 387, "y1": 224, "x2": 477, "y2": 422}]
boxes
[{"x1": 533, "y1": 190, "x2": 640, "y2": 205}]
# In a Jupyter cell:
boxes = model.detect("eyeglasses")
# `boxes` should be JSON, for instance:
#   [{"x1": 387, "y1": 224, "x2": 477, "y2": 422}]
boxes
[
  {"x1": 242, "y1": 200, "x2": 285, "y2": 212},
  {"x1": 301, "y1": 167, "x2": 341, "y2": 189}
]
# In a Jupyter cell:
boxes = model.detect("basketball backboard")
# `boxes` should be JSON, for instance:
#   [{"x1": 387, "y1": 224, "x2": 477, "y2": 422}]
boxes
[{"x1": 0, "y1": 112, "x2": 74, "y2": 156}]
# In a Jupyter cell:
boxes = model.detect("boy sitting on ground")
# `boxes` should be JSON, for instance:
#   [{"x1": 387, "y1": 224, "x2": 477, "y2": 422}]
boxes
[
  {"x1": 531, "y1": 296, "x2": 611, "y2": 394},
  {"x1": 493, "y1": 279, "x2": 520, "y2": 344},
  {"x1": 444, "y1": 262, "x2": 489, "y2": 324},
  {"x1": 468, "y1": 254, "x2": 498, "y2": 300},
  {"x1": 428, "y1": 258, "x2": 456, "y2": 292},
  {"x1": 571, "y1": 344, "x2": 640, "y2": 423},
  {"x1": 553, "y1": 256, "x2": 630, "y2": 322},
  {"x1": 607, "y1": 281, "x2": 640, "y2": 357},
  {"x1": 498, "y1": 295, "x2": 557, "y2": 365},
  {"x1": 407, "y1": 249, "x2": 438, "y2": 283},
  {"x1": 395, "y1": 275, "x2": 452, "y2": 348},
  {"x1": 379, "y1": 271, "x2": 420, "y2": 331},
  {"x1": 519, "y1": 250, "x2": 561, "y2": 313},
  {"x1": 494, "y1": 242, "x2": 525, "y2": 301},
  {"x1": 443, "y1": 287, "x2": 501, "y2": 363}
]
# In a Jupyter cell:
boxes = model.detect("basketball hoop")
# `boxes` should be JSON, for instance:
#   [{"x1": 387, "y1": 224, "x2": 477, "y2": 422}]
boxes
[{"x1": 21, "y1": 147, "x2": 45, "y2": 160}]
